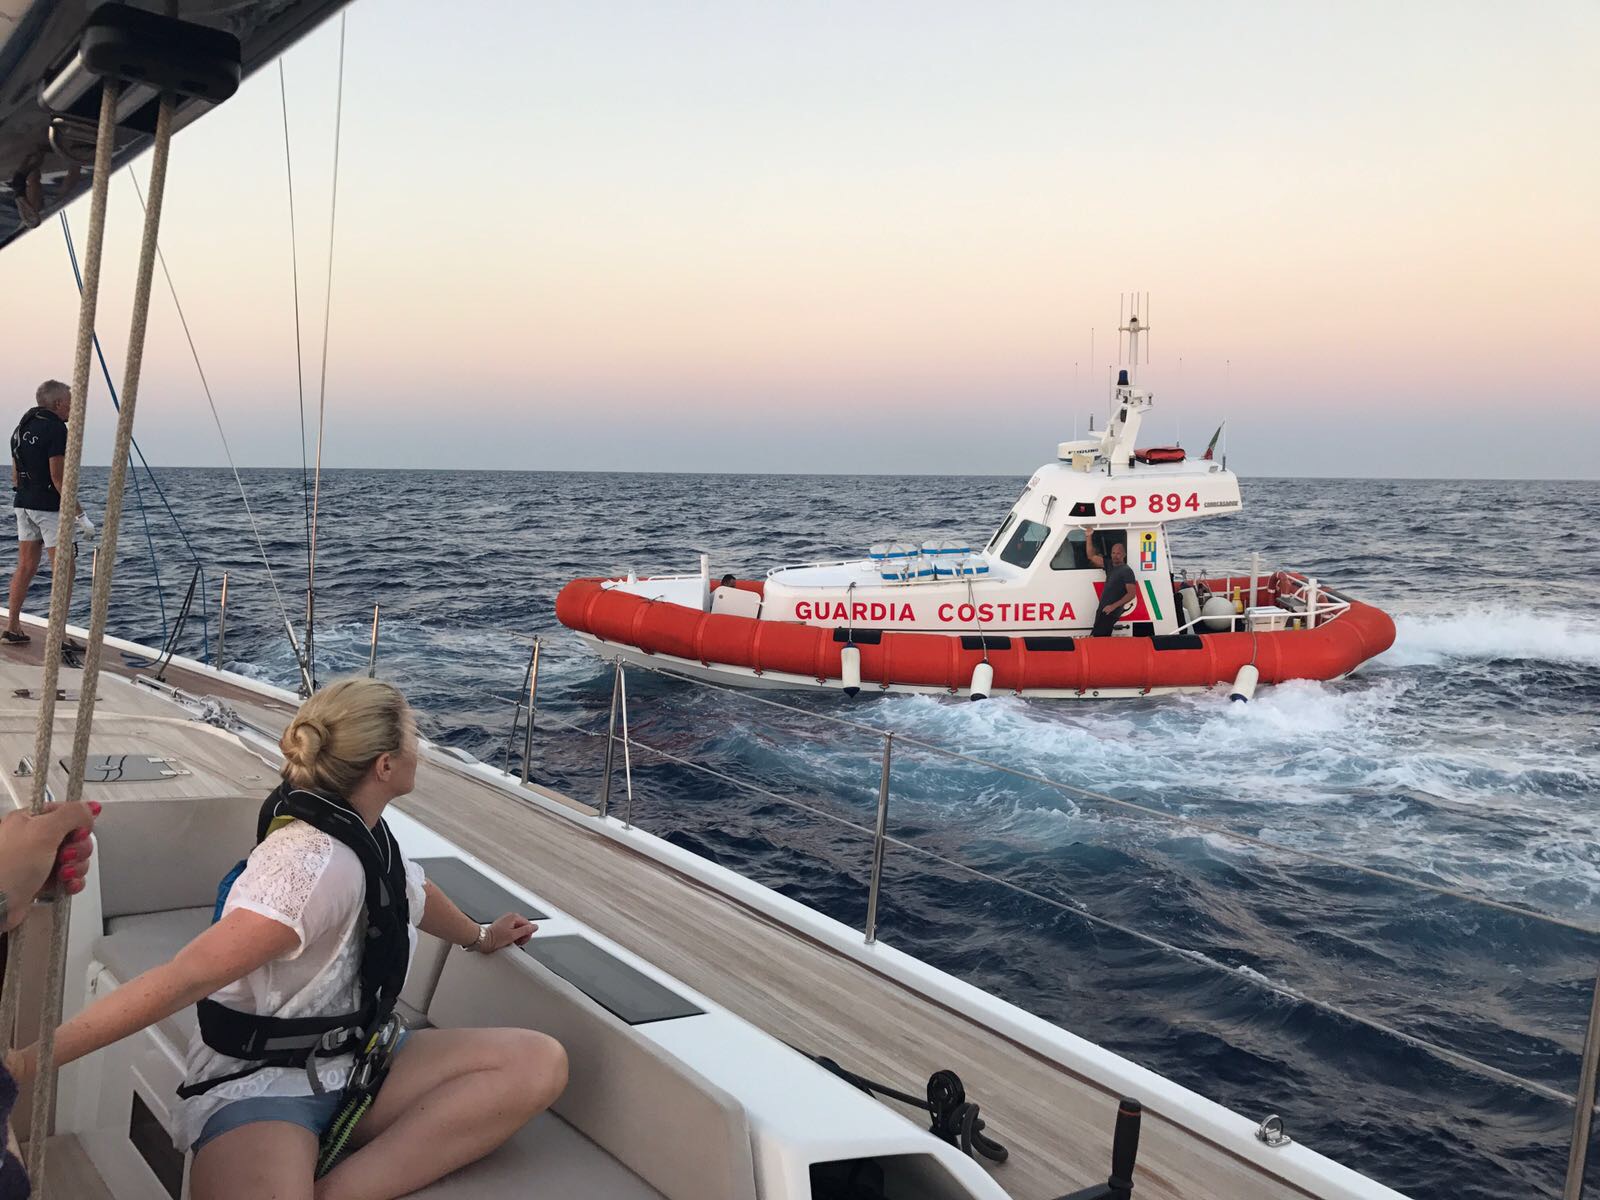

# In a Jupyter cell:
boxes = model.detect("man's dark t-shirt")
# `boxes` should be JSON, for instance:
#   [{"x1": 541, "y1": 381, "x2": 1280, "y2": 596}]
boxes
[
  {"x1": 1103, "y1": 563, "x2": 1136, "y2": 614},
  {"x1": 11, "y1": 407, "x2": 66, "y2": 511}
]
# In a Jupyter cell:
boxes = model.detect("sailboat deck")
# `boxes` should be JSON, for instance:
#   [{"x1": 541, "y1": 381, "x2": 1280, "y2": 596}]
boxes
[{"x1": 1, "y1": 634, "x2": 1319, "y2": 1200}]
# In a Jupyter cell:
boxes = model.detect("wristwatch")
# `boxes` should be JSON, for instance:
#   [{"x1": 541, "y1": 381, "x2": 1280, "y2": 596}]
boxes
[{"x1": 463, "y1": 923, "x2": 489, "y2": 953}]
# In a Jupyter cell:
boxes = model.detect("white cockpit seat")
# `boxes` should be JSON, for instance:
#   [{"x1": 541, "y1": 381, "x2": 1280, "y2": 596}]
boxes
[
  {"x1": 428, "y1": 945, "x2": 759, "y2": 1200},
  {"x1": 406, "y1": 1111, "x2": 665, "y2": 1199},
  {"x1": 96, "y1": 907, "x2": 213, "y2": 1047}
]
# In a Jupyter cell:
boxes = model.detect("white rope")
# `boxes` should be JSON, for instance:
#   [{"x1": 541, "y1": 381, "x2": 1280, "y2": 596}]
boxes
[
  {"x1": 125, "y1": 171, "x2": 312, "y2": 694},
  {"x1": 305, "y1": 10, "x2": 348, "y2": 688},
  {"x1": 0, "y1": 81, "x2": 119, "y2": 1055}
]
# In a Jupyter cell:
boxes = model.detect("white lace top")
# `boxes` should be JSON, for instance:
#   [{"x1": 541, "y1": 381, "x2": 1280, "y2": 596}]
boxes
[{"x1": 175, "y1": 819, "x2": 427, "y2": 1150}]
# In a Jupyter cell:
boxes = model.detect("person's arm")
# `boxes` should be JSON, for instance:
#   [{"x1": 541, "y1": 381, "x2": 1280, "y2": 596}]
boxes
[
  {"x1": 1083, "y1": 528, "x2": 1105, "y2": 569},
  {"x1": 1104, "y1": 578, "x2": 1138, "y2": 616},
  {"x1": 419, "y1": 880, "x2": 536, "y2": 953},
  {"x1": 8, "y1": 908, "x2": 298, "y2": 1086}
]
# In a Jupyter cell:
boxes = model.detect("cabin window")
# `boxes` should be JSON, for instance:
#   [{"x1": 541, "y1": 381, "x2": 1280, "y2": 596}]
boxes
[
  {"x1": 998, "y1": 519, "x2": 1051, "y2": 568},
  {"x1": 986, "y1": 512, "x2": 1018, "y2": 554},
  {"x1": 1050, "y1": 528, "x2": 1091, "y2": 571}
]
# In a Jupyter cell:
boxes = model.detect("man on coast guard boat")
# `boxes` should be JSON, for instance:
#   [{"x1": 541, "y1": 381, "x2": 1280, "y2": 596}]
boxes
[{"x1": 1085, "y1": 528, "x2": 1137, "y2": 637}]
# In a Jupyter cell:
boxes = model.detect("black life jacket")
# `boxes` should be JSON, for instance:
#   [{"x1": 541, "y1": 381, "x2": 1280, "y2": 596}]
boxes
[{"x1": 177, "y1": 784, "x2": 411, "y2": 1099}]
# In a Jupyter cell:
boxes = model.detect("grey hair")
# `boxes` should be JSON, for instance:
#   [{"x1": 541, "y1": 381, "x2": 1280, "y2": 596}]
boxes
[{"x1": 35, "y1": 380, "x2": 68, "y2": 408}]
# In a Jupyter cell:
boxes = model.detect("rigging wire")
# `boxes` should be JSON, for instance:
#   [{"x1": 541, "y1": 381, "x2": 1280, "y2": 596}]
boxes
[
  {"x1": 305, "y1": 10, "x2": 347, "y2": 689},
  {"x1": 279, "y1": 59, "x2": 313, "y2": 619},
  {"x1": 126, "y1": 168, "x2": 313, "y2": 693},
  {"x1": 62, "y1": 214, "x2": 166, "y2": 638},
  {"x1": 62, "y1": 210, "x2": 221, "y2": 658}
]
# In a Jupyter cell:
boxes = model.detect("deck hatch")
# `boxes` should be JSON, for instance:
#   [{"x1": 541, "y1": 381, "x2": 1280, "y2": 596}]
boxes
[
  {"x1": 522, "y1": 934, "x2": 703, "y2": 1025},
  {"x1": 64, "y1": 753, "x2": 191, "y2": 782},
  {"x1": 416, "y1": 856, "x2": 548, "y2": 923}
]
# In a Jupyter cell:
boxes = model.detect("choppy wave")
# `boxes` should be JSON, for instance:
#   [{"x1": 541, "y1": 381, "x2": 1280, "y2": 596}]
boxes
[{"x1": 63, "y1": 466, "x2": 1600, "y2": 1200}]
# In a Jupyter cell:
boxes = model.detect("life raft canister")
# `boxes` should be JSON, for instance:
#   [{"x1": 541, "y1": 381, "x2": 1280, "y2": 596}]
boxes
[{"x1": 1134, "y1": 446, "x2": 1186, "y2": 464}]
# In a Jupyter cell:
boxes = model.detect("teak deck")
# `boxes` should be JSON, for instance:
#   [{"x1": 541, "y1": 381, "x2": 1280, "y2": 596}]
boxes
[{"x1": 0, "y1": 635, "x2": 1315, "y2": 1200}]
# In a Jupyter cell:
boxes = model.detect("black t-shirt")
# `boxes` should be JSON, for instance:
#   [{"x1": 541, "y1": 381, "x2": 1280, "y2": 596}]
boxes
[
  {"x1": 1103, "y1": 562, "x2": 1137, "y2": 612},
  {"x1": 11, "y1": 407, "x2": 67, "y2": 511}
]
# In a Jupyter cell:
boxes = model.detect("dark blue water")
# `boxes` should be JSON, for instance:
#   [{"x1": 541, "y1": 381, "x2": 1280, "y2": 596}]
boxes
[{"x1": 49, "y1": 467, "x2": 1600, "y2": 1199}]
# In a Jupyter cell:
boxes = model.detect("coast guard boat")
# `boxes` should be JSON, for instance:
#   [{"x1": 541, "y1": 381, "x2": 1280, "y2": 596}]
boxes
[{"x1": 558, "y1": 313, "x2": 1396, "y2": 700}]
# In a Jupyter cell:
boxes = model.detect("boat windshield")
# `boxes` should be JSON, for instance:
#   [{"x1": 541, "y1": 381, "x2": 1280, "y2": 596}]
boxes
[
  {"x1": 998, "y1": 519, "x2": 1051, "y2": 568},
  {"x1": 986, "y1": 512, "x2": 1018, "y2": 553}
]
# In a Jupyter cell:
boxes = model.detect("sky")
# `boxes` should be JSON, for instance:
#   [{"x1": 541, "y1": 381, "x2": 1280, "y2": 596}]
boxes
[{"x1": 0, "y1": 0, "x2": 1596, "y2": 478}]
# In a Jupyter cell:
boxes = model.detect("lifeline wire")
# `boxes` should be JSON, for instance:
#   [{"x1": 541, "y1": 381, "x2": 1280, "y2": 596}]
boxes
[
  {"x1": 126, "y1": 170, "x2": 312, "y2": 694},
  {"x1": 621, "y1": 654, "x2": 1600, "y2": 938}
]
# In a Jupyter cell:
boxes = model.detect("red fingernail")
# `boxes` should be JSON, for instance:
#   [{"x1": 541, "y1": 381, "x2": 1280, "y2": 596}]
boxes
[
  {"x1": 60, "y1": 866, "x2": 79, "y2": 881},
  {"x1": 88, "y1": 802, "x2": 102, "y2": 815}
]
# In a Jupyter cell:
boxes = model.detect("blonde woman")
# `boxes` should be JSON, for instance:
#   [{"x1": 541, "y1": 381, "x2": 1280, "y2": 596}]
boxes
[{"x1": 9, "y1": 678, "x2": 566, "y2": 1200}]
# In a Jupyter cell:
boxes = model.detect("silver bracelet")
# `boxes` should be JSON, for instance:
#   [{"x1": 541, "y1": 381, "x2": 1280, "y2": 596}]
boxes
[{"x1": 464, "y1": 922, "x2": 489, "y2": 952}]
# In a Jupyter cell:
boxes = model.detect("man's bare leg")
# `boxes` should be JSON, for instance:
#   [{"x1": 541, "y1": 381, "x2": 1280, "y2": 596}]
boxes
[{"x1": 7, "y1": 540, "x2": 41, "y2": 634}]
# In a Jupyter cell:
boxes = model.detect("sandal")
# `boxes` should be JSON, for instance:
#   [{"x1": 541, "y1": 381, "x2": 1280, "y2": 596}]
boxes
[{"x1": 1, "y1": 630, "x2": 30, "y2": 645}]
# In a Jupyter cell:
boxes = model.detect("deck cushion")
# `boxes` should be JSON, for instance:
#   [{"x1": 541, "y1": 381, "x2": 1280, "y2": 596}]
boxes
[
  {"x1": 96, "y1": 907, "x2": 213, "y2": 1047},
  {"x1": 429, "y1": 947, "x2": 757, "y2": 1200},
  {"x1": 407, "y1": 1110, "x2": 664, "y2": 1199}
]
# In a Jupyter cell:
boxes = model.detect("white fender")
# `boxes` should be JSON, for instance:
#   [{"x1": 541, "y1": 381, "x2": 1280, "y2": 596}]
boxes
[
  {"x1": 1229, "y1": 663, "x2": 1259, "y2": 703},
  {"x1": 1179, "y1": 585, "x2": 1201, "y2": 630},
  {"x1": 1201, "y1": 595, "x2": 1237, "y2": 632},
  {"x1": 840, "y1": 645, "x2": 862, "y2": 697},
  {"x1": 970, "y1": 660, "x2": 994, "y2": 701}
]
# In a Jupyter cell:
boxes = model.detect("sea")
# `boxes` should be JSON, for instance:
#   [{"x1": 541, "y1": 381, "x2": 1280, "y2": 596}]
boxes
[{"x1": 52, "y1": 466, "x2": 1600, "y2": 1200}]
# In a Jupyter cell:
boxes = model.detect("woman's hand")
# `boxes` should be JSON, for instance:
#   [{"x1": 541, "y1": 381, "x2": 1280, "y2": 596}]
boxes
[
  {"x1": 0, "y1": 801, "x2": 98, "y2": 929},
  {"x1": 484, "y1": 912, "x2": 537, "y2": 952},
  {"x1": 4, "y1": 1045, "x2": 36, "y2": 1091}
]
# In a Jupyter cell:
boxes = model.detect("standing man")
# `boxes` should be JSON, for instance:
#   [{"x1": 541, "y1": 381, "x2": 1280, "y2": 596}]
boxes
[
  {"x1": 1084, "y1": 527, "x2": 1138, "y2": 638},
  {"x1": 6, "y1": 380, "x2": 73, "y2": 645}
]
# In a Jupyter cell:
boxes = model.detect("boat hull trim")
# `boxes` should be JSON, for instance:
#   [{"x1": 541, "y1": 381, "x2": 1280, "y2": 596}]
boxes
[{"x1": 556, "y1": 577, "x2": 1397, "y2": 698}]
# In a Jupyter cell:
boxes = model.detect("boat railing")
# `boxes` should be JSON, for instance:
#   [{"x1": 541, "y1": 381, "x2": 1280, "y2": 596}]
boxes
[
  {"x1": 1170, "y1": 567, "x2": 1353, "y2": 635},
  {"x1": 472, "y1": 640, "x2": 1599, "y2": 1198}
]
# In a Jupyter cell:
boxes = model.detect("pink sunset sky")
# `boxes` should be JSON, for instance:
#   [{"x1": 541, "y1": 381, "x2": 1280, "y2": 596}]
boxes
[{"x1": 1, "y1": 0, "x2": 1595, "y2": 478}]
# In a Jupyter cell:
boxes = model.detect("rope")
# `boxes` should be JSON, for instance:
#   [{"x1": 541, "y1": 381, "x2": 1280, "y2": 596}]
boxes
[
  {"x1": 33, "y1": 93, "x2": 178, "y2": 1187},
  {"x1": 305, "y1": 10, "x2": 348, "y2": 689},
  {"x1": 0, "y1": 83, "x2": 119, "y2": 1054},
  {"x1": 125, "y1": 170, "x2": 311, "y2": 694}
]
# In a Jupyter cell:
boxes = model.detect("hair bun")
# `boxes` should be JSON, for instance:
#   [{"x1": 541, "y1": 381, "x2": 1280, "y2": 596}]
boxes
[{"x1": 285, "y1": 715, "x2": 329, "y2": 764}]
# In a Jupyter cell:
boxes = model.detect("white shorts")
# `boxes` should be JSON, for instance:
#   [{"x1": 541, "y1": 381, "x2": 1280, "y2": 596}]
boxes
[{"x1": 15, "y1": 507, "x2": 61, "y2": 549}]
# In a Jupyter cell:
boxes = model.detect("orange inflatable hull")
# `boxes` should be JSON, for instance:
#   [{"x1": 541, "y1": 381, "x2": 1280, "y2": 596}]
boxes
[{"x1": 556, "y1": 578, "x2": 1396, "y2": 694}]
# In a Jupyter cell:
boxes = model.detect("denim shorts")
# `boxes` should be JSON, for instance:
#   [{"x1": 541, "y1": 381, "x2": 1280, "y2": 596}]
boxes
[
  {"x1": 191, "y1": 1029, "x2": 412, "y2": 1155},
  {"x1": 192, "y1": 1091, "x2": 342, "y2": 1154}
]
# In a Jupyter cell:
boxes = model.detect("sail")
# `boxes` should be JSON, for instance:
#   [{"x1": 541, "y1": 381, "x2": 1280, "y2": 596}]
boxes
[{"x1": 0, "y1": 0, "x2": 351, "y2": 253}]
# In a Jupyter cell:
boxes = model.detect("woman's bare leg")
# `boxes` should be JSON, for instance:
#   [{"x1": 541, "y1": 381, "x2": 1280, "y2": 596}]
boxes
[
  {"x1": 190, "y1": 1121, "x2": 318, "y2": 1200},
  {"x1": 315, "y1": 1027, "x2": 566, "y2": 1200}
]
